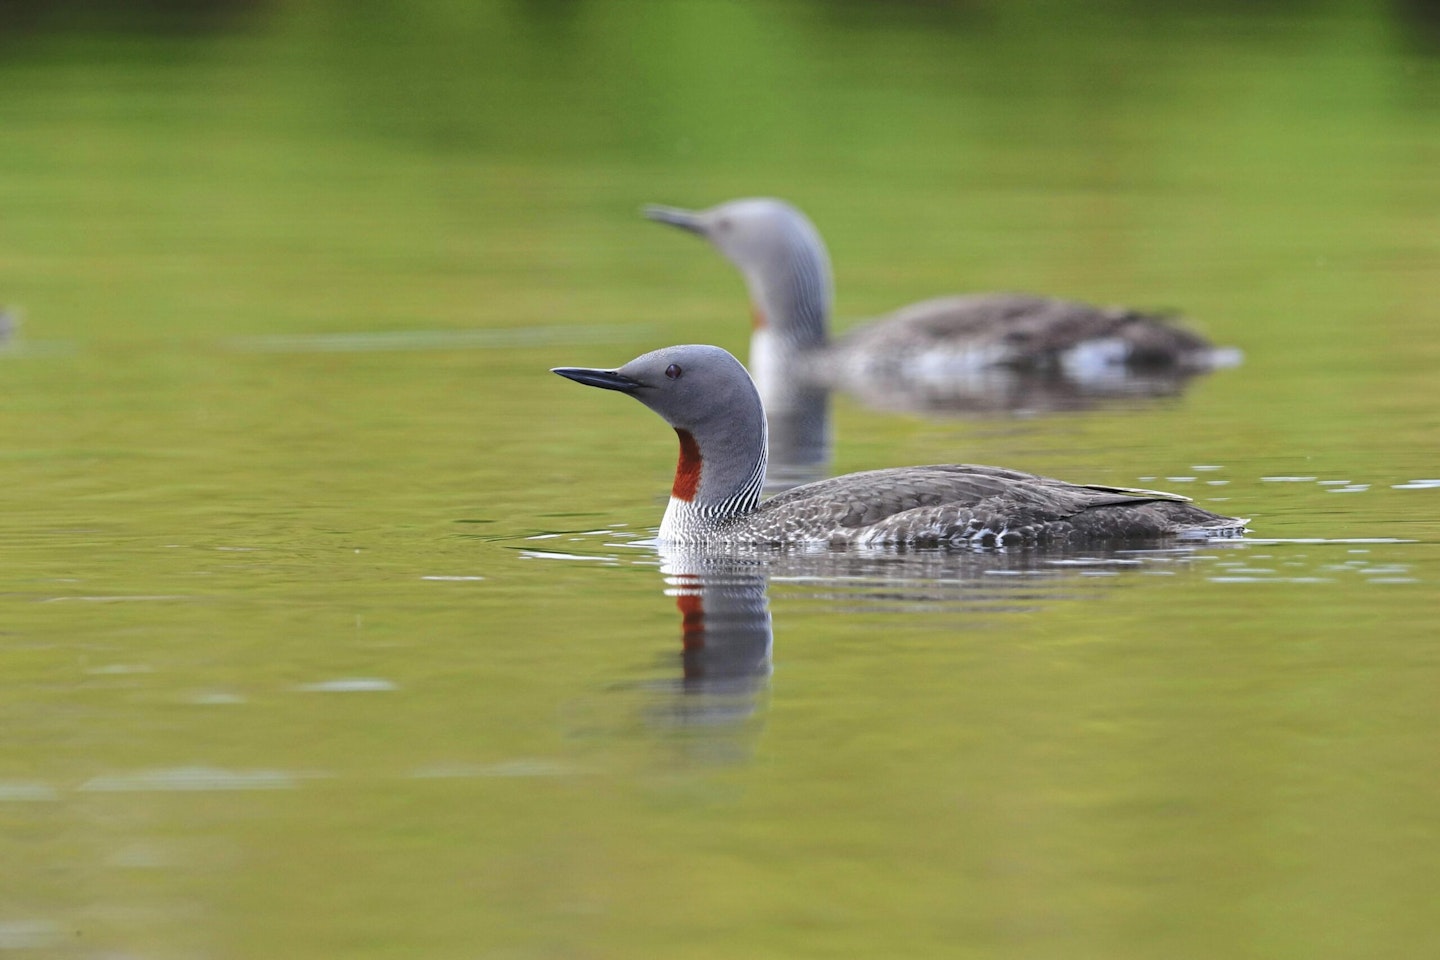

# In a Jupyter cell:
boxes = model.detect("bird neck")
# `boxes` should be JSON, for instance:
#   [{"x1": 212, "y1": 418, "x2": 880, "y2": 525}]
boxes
[
  {"x1": 658, "y1": 417, "x2": 768, "y2": 541},
  {"x1": 745, "y1": 226, "x2": 832, "y2": 352}
]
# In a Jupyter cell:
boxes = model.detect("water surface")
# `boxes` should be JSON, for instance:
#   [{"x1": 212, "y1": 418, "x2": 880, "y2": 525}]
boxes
[{"x1": 2, "y1": 2, "x2": 1439, "y2": 957}]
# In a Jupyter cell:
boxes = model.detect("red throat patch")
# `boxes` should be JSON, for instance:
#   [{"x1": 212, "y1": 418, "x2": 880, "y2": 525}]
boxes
[
  {"x1": 676, "y1": 594, "x2": 705, "y2": 650},
  {"x1": 672, "y1": 429, "x2": 703, "y2": 501},
  {"x1": 749, "y1": 299, "x2": 767, "y2": 330}
]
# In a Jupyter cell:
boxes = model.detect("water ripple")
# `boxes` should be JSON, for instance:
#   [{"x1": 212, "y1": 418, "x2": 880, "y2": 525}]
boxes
[
  {"x1": 0, "y1": 921, "x2": 60, "y2": 950},
  {"x1": 79, "y1": 767, "x2": 304, "y2": 792},
  {"x1": 294, "y1": 678, "x2": 398, "y2": 693},
  {"x1": 0, "y1": 781, "x2": 58, "y2": 802}
]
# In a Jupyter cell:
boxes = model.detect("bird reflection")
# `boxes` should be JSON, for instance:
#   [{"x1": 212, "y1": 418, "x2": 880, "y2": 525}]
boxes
[
  {"x1": 756, "y1": 360, "x2": 1207, "y2": 495},
  {"x1": 745, "y1": 543, "x2": 1153, "y2": 610},
  {"x1": 653, "y1": 547, "x2": 773, "y2": 739},
  {"x1": 756, "y1": 374, "x2": 832, "y2": 494},
  {"x1": 641, "y1": 540, "x2": 1208, "y2": 760}
]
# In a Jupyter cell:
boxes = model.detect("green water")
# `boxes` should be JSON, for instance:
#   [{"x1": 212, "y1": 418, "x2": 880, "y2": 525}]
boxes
[{"x1": 2, "y1": 1, "x2": 1439, "y2": 956}]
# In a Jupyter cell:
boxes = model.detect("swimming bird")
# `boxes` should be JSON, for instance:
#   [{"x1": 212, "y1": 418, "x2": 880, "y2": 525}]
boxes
[
  {"x1": 643, "y1": 199, "x2": 1239, "y2": 392},
  {"x1": 551, "y1": 344, "x2": 1248, "y2": 546}
]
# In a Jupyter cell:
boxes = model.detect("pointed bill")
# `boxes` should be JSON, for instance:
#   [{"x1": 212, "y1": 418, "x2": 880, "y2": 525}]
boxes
[
  {"x1": 642, "y1": 204, "x2": 706, "y2": 235},
  {"x1": 551, "y1": 366, "x2": 647, "y2": 393}
]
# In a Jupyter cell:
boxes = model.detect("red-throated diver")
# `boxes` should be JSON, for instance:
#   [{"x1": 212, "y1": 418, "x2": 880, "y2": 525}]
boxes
[
  {"x1": 643, "y1": 198, "x2": 1239, "y2": 391},
  {"x1": 551, "y1": 345, "x2": 1249, "y2": 546}
]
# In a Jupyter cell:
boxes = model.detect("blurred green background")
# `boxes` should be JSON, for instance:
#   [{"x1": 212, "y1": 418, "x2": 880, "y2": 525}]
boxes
[{"x1": 1, "y1": 1, "x2": 1439, "y2": 958}]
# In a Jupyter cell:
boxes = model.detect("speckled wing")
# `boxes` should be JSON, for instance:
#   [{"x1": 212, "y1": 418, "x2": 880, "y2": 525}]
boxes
[
  {"x1": 829, "y1": 293, "x2": 1214, "y2": 377},
  {"x1": 759, "y1": 464, "x2": 1048, "y2": 523},
  {"x1": 741, "y1": 464, "x2": 1234, "y2": 545},
  {"x1": 845, "y1": 493, "x2": 1244, "y2": 546}
]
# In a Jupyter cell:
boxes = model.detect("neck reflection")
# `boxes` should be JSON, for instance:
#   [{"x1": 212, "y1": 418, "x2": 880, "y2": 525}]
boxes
[{"x1": 661, "y1": 547, "x2": 773, "y2": 709}]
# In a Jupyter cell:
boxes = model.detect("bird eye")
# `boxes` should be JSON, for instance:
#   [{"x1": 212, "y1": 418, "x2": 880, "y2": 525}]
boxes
[
  {"x1": 665, "y1": 363, "x2": 683, "y2": 380},
  {"x1": 715, "y1": 217, "x2": 732, "y2": 232}
]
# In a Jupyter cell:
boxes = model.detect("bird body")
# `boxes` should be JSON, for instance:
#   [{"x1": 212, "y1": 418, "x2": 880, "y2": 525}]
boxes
[
  {"x1": 643, "y1": 199, "x2": 1239, "y2": 390},
  {"x1": 552, "y1": 345, "x2": 1248, "y2": 547},
  {"x1": 827, "y1": 293, "x2": 1221, "y2": 382}
]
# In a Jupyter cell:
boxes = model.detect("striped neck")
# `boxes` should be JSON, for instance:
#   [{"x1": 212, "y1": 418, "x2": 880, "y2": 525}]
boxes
[
  {"x1": 658, "y1": 421, "x2": 768, "y2": 542},
  {"x1": 746, "y1": 223, "x2": 832, "y2": 351}
]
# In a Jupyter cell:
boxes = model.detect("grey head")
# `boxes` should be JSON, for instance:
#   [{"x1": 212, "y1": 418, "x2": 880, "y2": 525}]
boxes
[
  {"x1": 553, "y1": 344, "x2": 762, "y2": 437},
  {"x1": 644, "y1": 198, "x2": 833, "y2": 346},
  {"x1": 552, "y1": 345, "x2": 769, "y2": 529}
]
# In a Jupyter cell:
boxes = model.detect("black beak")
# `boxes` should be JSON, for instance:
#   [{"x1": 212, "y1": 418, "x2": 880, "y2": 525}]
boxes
[
  {"x1": 552, "y1": 366, "x2": 646, "y2": 393},
  {"x1": 642, "y1": 204, "x2": 706, "y2": 235}
]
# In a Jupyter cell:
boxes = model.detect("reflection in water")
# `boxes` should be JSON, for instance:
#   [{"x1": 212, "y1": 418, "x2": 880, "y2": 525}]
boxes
[
  {"x1": 756, "y1": 352, "x2": 1217, "y2": 494},
  {"x1": 761, "y1": 544, "x2": 1137, "y2": 610},
  {"x1": 639, "y1": 540, "x2": 1233, "y2": 757},
  {"x1": 754, "y1": 373, "x2": 832, "y2": 493},
  {"x1": 654, "y1": 548, "x2": 773, "y2": 742}
]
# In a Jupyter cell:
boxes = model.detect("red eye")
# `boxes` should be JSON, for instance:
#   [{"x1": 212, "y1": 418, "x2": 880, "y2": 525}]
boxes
[{"x1": 665, "y1": 363, "x2": 683, "y2": 380}]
